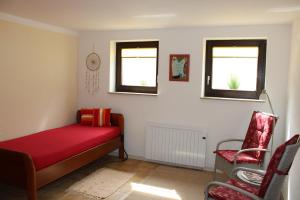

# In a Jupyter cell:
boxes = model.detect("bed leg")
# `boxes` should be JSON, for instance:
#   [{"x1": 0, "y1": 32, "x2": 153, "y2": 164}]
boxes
[
  {"x1": 24, "y1": 155, "x2": 37, "y2": 200},
  {"x1": 26, "y1": 173, "x2": 37, "y2": 200},
  {"x1": 119, "y1": 144, "x2": 125, "y2": 160},
  {"x1": 27, "y1": 187, "x2": 37, "y2": 200}
]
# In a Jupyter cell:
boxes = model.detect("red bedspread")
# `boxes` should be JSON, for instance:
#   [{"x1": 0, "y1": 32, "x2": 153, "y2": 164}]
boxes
[{"x1": 0, "y1": 124, "x2": 120, "y2": 170}]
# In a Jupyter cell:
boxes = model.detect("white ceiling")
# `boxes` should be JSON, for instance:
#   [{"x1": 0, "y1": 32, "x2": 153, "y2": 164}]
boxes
[{"x1": 1, "y1": 0, "x2": 300, "y2": 31}]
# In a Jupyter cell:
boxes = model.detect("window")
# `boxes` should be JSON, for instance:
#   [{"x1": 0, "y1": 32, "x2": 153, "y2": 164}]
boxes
[
  {"x1": 116, "y1": 41, "x2": 159, "y2": 94},
  {"x1": 204, "y1": 39, "x2": 267, "y2": 99}
]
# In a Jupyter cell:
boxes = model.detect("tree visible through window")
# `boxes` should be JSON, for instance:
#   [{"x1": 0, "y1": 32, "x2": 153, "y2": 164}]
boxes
[
  {"x1": 116, "y1": 41, "x2": 159, "y2": 94},
  {"x1": 204, "y1": 40, "x2": 267, "y2": 99}
]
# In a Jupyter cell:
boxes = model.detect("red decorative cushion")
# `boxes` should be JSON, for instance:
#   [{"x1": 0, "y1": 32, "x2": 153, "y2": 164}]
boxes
[
  {"x1": 257, "y1": 135, "x2": 299, "y2": 197},
  {"x1": 209, "y1": 179, "x2": 259, "y2": 200},
  {"x1": 242, "y1": 111, "x2": 277, "y2": 161},
  {"x1": 80, "y1": 108, "x2": 111, "y2": 127},
  {"x1": 80, "y1": 108, "x2": 95, "y2": 126},
  {"x1": 94, "y1": 108, "x2": 111, "y2": 127},
  {"x1": 216, "y1": 150, "x2": 260, "y2": 164}
]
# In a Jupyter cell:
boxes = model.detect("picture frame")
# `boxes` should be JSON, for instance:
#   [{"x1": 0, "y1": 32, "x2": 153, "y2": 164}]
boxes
[{"x1": 169, "y1": 54, "x2": 190, "y2": 82}]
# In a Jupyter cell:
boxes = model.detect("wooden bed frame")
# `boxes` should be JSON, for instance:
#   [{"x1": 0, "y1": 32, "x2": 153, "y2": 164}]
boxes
[{"x1": 0, "y1": 112, "x2": 125, "y2": 200}]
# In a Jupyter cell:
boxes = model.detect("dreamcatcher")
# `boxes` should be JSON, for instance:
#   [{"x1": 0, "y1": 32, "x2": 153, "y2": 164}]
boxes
[{"x1": 85, "y1": 49, "x2": 101, "y2": 94}]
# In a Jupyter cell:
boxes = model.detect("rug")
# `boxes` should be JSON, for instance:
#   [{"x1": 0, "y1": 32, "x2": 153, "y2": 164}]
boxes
[{"x1": 68, "y1": 168, "x2": 134, "y2": 199}]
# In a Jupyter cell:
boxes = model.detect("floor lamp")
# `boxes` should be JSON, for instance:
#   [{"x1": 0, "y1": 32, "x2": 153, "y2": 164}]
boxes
[{"x1": 259, "y1": 89, "x2": 276, "y2": 156}]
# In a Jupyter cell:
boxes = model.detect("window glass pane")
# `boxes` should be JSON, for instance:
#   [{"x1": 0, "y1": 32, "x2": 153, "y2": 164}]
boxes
[
  {"x1": 212, "y1": 47, "x2": 258, "y2": 91},
  {"x1": 122, "y1": 57, "x2": 157, "y2": 87},
  {"x1": 122, "y1": 48, "x2": 157, "y2": 58},
  {"x1": 213, "y1": 47, "x2": 258, "y2": 58}
]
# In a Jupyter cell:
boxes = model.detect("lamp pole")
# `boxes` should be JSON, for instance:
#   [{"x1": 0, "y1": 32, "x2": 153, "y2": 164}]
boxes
[{"x1": 260, "y1": 89, "x2": 275, "y2": 157}]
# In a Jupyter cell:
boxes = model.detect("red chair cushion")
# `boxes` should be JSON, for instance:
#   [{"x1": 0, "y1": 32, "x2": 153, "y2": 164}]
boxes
[
  {"x1": 242, "y1": 111, "x2": 277, "y2": 161},
  {"x1": 216, "y1": 150, "x2": 260, "y2": 164},
  {"x1": 257, "y1": 134, "x2": 299, "y2": 197},
  {"x1": 209, "y1": 179, "x2": 259, "y2": 200},
  {"x1": 211, "y1": 135, "x2": 299, "y2": 200}
]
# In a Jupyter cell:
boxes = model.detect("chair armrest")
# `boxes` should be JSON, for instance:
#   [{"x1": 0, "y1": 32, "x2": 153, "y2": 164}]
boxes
[
  {"x1": 232, "y1": 167, "x2": 266, "y2": 177},
  {"x1": 204, "y1": 181, "x2": 263, "y2": 200},
  {"x1": 216, "y1": 139, "x2": 244, "y2": 151},
  {"x1": 232, "y1": 167, "x2": 266, "y2": 187},
  {"x1": 233, "y1": 148, "x2": 270, "y2": 167}
]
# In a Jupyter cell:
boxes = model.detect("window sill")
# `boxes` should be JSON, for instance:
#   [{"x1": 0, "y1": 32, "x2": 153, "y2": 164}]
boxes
[
  {"x1": 200, "y1": 96, "x2": 266, "y2": 102},
  {"x1": 108, "y1": 91, "x2": 159, "y2": 96}
]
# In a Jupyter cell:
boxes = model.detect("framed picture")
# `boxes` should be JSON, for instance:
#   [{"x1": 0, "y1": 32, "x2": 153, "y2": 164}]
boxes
[{"x1": 169, "y1": 54, "x2": 190, "y2": 82}]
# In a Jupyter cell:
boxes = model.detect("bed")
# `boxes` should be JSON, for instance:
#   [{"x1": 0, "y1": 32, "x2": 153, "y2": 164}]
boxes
[{"x1": 0, "y1": 111, "x2": 124, "y2": 200}]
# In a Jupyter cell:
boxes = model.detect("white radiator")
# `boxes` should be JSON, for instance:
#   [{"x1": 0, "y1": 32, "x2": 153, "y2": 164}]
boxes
[{"x1": 145, "y1": 122, "x2": 207, "y2": 169}]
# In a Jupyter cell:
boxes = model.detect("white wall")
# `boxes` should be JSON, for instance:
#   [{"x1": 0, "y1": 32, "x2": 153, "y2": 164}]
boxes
[
  {"x1": 287, "y1": 19, "x2": 300, "y2": 200},
  {"x1": 0, "y1": 19, "x2": 78, "y2": 140},
  {"x1": 78, "y1": 25, "x2": 291, "y2": 169}
]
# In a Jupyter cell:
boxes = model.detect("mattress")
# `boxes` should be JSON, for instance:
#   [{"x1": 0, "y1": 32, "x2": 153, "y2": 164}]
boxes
[{"x1": 0, "y1": 124, "x2": 121, "y2": 170}]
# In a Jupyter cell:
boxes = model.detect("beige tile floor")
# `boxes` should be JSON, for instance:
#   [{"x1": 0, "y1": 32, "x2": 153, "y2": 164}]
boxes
[{"x1": 0, "y1": 156, "x2": 217, "y2": 200}]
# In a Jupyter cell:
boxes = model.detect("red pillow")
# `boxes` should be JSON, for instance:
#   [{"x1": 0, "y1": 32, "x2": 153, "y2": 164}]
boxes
[
  {"x1": 80, "y1": 108, "x2": 95, "y2": 126},
  {"x1": 94, "y1": 108, "x2": 111, "y2": 127}
]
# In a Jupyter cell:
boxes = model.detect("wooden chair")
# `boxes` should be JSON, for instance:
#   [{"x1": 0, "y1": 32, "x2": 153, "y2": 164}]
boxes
[
  {"x1": 214, "y1": 111, "x2": 278, "y2": 180},
  {"x1": 205, "y1": 134, "x2": 300, "y2": 200}
]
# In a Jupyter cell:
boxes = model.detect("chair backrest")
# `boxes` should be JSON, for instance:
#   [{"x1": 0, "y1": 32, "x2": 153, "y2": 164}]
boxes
[
  {"x1": 258, "y1": 134, "x2": 300, "y2": 199},
  {"x1": 242, "y1": 111, "x2": 278, "y2": 161}
]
